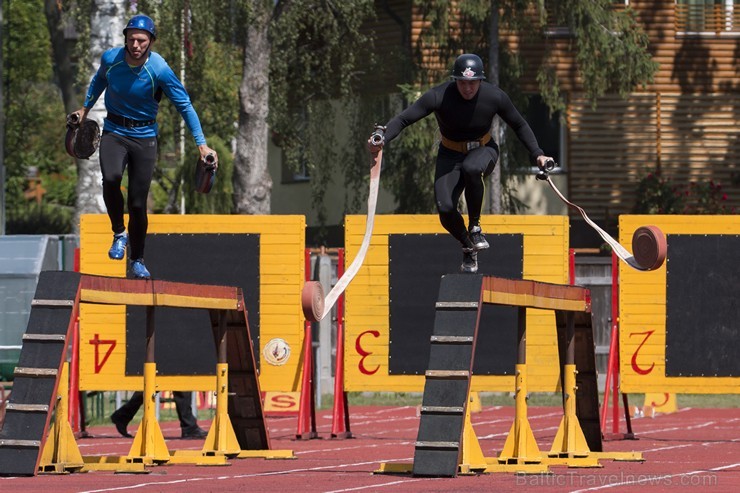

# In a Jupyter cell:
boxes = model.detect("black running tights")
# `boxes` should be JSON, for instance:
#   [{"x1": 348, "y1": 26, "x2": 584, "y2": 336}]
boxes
[
  {"x1": 99, "y1": 132, "x2": 157, "y2": 260},
  {"x1": 434, "y1": 144, "x2": 498, "y2": 247}
]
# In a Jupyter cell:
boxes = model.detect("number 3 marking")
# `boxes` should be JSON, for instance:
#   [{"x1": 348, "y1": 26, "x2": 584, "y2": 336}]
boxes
[{"x1": 355, "y1": 330, "x2": 380, "y2": 375}]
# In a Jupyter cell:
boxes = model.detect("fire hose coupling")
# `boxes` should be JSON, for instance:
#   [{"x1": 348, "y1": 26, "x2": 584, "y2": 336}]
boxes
[
  {"x1": 204, "y1": 153, "x2": 217, "y2": 169},
  {"x1": 370, "y1": 124, "x2": 386, "y2": 146},
  {"x1": 535, "y1": 158, "x2": 558, "y2": 180},
  {"x1": 67, "y1": 112, "x2": 81, "y2": 126}
]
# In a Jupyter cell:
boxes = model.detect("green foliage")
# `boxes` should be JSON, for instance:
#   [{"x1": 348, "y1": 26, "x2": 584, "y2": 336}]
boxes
[
  {"x1": 132, "y1": 0, "x2": 242, "y2": 214},
  {"x1": 269, "y1": 0, "x2": 376, "y2": 226},
  {"x1": 632, "y1": 168, "x2": 735, "y2": 215},
  {"x1": 3, "y1": 0, "x2": 73, "y2": 233},
  {"x1": 6, "y1": 203, "x2": 74, "y2": 234},
  {"x1": 632, "y1": 169, "x2": 685, "y2": 214},
  {"x1": 378, "y1": 85, "x2": 439, "y2": 214},
  {"x1": 683, "y1": 180, "x2": 735, "y2": 215},
  {"x1": 540, "y1": 0, "x2": 659, "y2": 112}
]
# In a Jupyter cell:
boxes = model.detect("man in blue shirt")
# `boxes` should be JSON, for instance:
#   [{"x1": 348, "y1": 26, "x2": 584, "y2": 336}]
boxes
[{"x1": 73, "y1": 14, "x2": 218, "y2": 278}]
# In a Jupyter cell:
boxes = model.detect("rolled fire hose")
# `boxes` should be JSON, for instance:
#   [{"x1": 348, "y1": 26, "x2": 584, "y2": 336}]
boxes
[
  {"x1": 301, "y1": 136, "x2": 383, "y2": 322},
  {"x1": 537, "y1": 162, "x2": 666, "y2": 272}
]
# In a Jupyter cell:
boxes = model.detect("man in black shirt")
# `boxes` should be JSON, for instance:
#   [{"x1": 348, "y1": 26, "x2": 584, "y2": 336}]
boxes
[{"x1": 368, "y1": 54, "x2": 552, "y2": 273}]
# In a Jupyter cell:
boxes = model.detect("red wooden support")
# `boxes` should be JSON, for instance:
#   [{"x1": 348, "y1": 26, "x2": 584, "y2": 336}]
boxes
[
  {"x1": 331, "y1": 249, "x2": 352, "y2": 439},
  {"x1": 568, "y1": 248, "x2": 576, "y2": 285},
  {"x1": 68, "y1": 248, "x2": 82, "y2": 435},
  {"x1": 296, "y1": 249, "x2": 318, "y2": 439},
  {"x1": 601, "y1": 252, "x2": 636, "y2": 440}
]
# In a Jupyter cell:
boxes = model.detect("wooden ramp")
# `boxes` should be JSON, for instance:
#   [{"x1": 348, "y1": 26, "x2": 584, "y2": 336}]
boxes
[
  {"x1": 0, "y1": 272, "x2": 80, "y2": 476},
  {"x1": 412, "y1": 275, "x2": 483, "y2": 477},
  {"x1": 407, "y1": 274, "x2": 601, "y2": 477},
  {"x1": 0, "y1": 272, "x2": 268, "y2": 476}
]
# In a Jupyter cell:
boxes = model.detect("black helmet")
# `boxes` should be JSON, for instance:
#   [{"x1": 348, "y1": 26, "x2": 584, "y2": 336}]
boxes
[
  {"x1": 123, "y1": 14, "x2": 157, "y2": 40},
  {"x1": 451, "y1": 54, "x2": 485, "y2": 80}
]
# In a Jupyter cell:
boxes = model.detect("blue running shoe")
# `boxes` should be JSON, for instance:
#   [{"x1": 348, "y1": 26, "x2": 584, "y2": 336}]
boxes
[
  {"x1": 108, "y1": 233, "x2": 128, "y2": 260},
  {"x1": 130, "y1": 258, "x2": 151, "y2": 279}
]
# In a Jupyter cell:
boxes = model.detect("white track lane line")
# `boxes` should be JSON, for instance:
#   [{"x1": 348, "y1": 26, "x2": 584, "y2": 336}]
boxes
[
  {"x1": 323, "y1": 478, "x2": 429, "y2": 493},
  {"x1": 77, "y1": 457, "x2": 414, "y2": 493},
  {"x1": 569, "y1": 461, "x2": 740, "y2": 493}
]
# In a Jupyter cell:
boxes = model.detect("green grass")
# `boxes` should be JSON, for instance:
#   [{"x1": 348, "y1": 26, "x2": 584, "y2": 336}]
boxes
[
  {"x1": 344, "y1": 392, "x2": 740, "y2": 410},
  {"x1": 80, "y1": 391, "x2": 740, "y2": 426},
  {"x1": 82, "y1": 392, "x2": 216, "y2": 427}
]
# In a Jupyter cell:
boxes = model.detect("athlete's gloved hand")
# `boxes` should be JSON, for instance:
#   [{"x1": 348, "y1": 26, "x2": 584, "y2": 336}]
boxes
[
  {"x1": 367, "y1": 124, "x2": 386, "y2": 157},
  {"x1": 65, "y1": 111, "x2": 100, "y2": 160},
  {"x1": 535, "y1": 155, "x2": 557, "y2": 180}
]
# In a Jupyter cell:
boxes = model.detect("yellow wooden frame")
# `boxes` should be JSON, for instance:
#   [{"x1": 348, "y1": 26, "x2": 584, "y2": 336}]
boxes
[
  {"x1": 619, "y1": 215, "x2": 740, "y2": 394},
  {"x1": 78, "y1": 214, "x2": 305, "y2": 392},
  {"x1": 343, "y1": 214, "x2": 570, "y2": 393}
]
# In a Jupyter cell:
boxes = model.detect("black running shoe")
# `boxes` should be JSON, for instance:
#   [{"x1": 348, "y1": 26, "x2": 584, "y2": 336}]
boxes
[
  {"x1": 110, "y1": 411, "x2": 132, "y2": 438},
  {"x1": 469, "y1": 225, "x2": 489, "y2": 250},
  {"x1": 461, "y1": 247, "x2": 478, "y2": 273},
  {"x1": 181, "y1": 427, "x2": 208, "y2": 440}
]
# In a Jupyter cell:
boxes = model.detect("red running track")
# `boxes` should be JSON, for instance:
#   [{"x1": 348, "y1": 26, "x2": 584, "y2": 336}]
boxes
[{"x1": 1, "y1": 405, "x2": 738, "y2": 493}]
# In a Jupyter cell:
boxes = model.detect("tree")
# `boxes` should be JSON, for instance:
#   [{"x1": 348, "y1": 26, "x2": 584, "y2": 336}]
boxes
[
  {"x1": 0, "y1": 1, "x2": 5, "y2": 234},
  {"x1": 233, "y1": 0, "x2": 272, "y2": 215},
  {"x1": 3, "y1": 0, "x2": 74, "y2": 233},
  {"x1": 136, "y1": 0, "x2": 240, "y2": 214}
]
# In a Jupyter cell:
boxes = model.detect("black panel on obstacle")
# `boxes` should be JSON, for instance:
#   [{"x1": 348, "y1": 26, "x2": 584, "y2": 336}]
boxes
[
  {"x1": 126, "y1": 234, "x2": 260, "y2": 376},
  {"x1": 665, "y1": 235, "x2": 740, "y2": 377},
  {"x1": 388, "y1": 234, "x2": 523, "y2": 375}
]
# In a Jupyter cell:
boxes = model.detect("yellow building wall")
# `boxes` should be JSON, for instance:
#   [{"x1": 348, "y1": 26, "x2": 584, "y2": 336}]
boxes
[
  {"x1": 619, "y1": 215, "x2": 740, "y2": 394},
  {"x1": 78, "y1": 214, "x2": 305, "y2": 392},
  {"x1": 343, "y1": 214, "x2": 570, "y2": 393}
]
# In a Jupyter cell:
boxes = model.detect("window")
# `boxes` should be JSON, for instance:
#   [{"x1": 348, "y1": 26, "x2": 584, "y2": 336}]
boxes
[
  {"x1": 676, "y1": 0, "x2": 740, "y2": 36},
  {"x1": 509, "y1": 95, "x2": 565, "y2": 174},
  {"x1": 280, "y1": 149, "x2": 310, "y2": 184}
]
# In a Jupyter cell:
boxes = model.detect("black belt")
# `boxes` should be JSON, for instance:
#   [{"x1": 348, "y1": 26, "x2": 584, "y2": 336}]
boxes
[{"x1": 106, "y1": 113, "x2": 156, "y2": 128}]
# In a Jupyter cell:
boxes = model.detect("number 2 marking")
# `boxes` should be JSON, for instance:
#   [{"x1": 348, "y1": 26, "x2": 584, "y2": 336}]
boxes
[{"x1": 629, "y1": 330, "x2": 655, "y2": 375}]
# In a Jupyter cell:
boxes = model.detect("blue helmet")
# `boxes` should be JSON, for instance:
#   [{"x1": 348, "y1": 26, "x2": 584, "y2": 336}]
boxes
[{"x1": 123, "y1": 14, "x2": 157, "y2": 40}]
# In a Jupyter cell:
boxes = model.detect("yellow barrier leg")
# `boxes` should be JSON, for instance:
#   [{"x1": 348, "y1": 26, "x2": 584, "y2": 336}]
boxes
[
  {"x1": 202, "y1": 363, "x2": 241, "y2": 456},
  {"x1": 549, "y1": 364, "x2": 590, "y2": 458},
  {"x1": 497, "y1": 364, "x2": 542, "y2": 464},
  {"x1": 459, "y1": 403, "x2": 487, "y2": 474},
  {"x1": 39, "y1": 362, "x2": 84, "y2": 474},
  {"x1": 127, "y1": 362, "x2": 170, "y2": 463},
  {"x1": 468, "y1": 391, "x2": 482, "y2": 413}
]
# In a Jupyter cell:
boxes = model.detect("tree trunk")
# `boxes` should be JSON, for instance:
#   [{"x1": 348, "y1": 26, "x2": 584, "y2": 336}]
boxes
[
  {"x1": 488, "y1": 0, "x2": 502, "y2": 214},
  {"x1": 233, "y1": 0, "x2": 272, "y2": 215},
  {"x1": 74, "y1": 0, "x2": 127, "y2": 230},
  {"x1": 0, "y1": 2, "x2": 4, "y2": 234},
  {"x1": 44, "y1": 0, "x2": 76, "y2": 111}
]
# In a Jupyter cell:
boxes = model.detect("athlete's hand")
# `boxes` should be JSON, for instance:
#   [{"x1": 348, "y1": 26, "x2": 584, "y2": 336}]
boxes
[
  {"x1": 68, "y1": 108, "x2": 89, "y2": 125},
  {"x1": 536, "y1": 155, "x2": 555, "y2": 171},
  {"x1": 367, "y1": 125, "x2": 386, "y2": 159},
  {"x1": 198, "y1": 145, "x2": 218, "y2": 170}
]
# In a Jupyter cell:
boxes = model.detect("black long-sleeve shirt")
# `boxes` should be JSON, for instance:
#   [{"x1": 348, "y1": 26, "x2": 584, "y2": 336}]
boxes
[{"x1": 384, "y1": 81, "x2": 544, "y2": 163}]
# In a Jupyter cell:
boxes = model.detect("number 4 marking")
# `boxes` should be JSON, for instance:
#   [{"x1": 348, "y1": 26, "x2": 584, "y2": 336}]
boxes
[{"x1": 89, "y1": 334, "x2": 117, "y2": 373}]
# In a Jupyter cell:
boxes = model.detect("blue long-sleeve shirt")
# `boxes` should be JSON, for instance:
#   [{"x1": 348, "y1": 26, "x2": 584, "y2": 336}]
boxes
[{"x1": 84, "y1": 47, "x2": 206, "y2": 146}]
